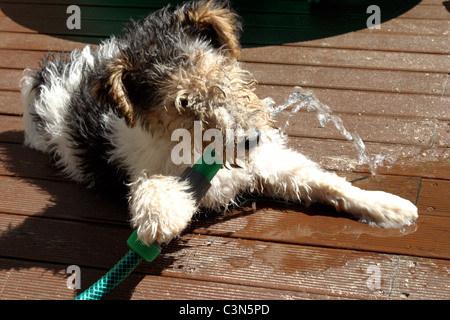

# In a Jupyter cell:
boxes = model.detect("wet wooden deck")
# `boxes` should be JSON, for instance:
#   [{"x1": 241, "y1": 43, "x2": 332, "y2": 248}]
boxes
[{"x1": 0, "y1": 0, "x2": 449, "y2": 300}]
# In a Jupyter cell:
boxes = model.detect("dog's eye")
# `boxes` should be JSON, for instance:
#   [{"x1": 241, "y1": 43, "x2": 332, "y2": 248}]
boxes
[{"x1": 180, "y1": 98, "x2": 189, "y2": 107}]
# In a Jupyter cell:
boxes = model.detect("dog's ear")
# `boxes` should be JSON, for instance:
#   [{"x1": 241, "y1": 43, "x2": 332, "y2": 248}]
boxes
[
  {"x1": 180, "y1": 1, "x2": 242, "y2": 58},
  {"x1": 92, "y1": 58, "x2": 136, "y2": 127}
]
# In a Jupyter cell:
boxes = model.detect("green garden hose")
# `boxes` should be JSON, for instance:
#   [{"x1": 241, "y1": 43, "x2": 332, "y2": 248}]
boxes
[
  {"x1": 75, "y1": 150, "x2": 222, "y2": 300},
  {"x1": 74, "y1": 243, "x2": 152, "y2": 300}
]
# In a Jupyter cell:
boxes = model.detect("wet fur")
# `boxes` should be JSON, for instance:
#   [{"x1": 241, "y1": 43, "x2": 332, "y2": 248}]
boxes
[{"x1": 21, "y1": 0, "x2": 418, "y2": 244}]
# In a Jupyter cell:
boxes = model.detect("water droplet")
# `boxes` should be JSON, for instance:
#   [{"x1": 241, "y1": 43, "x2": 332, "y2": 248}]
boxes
[{"x1": 266, "y1": 87, "x2": 385, "y2": 174}]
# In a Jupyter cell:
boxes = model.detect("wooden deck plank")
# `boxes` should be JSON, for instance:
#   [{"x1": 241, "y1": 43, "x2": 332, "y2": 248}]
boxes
[
  {"x1": 390, "y1": 256, "x2": 450, "y2": 300},
  {"x1": 0, "y1": 4, "x2": 152, "y2": 21},
  {"x1": 0, "y1": 213, "x2": 131, "y2": 269},
  {"x1": 0, "y1": 32, "x2": 91, "y2": 51},
  {"x1": 5, "y1": 47, "x2": 450, "y2": 74},
  {"x1": 3, "y1": 86, "x2": 450, "y2": 121},
  {"x1": 1, "y1": 29, "x2": 448, "y2": 54},
  {"x1": 0, "y1": 143, "x2": 61, "y2": 179},
  {"x1": 0, "y1": 49, "x2": 45, "y2": 69},
  {"x1": 0, "y1": 69, "x2": 24, "y2": 91},
  {"x1": 0, "y1": 259, "x2": 72, "y2": 300},
  {"x1": 2, "y1": 63, "x2": 447, "y2": 95},
  {"x1": 445, "y1": 75, "x2": 450, "y2": 96},
  {"x1": 0, "y1": 175, "x2": 127, "y2": 223},
  {"x1": 0, "y1": 91, "x2": 23, "y2": 115},
  {"x1": 0, "y1": 15, "x2": 125, "y2": 37},
  {"x1": 401, "y1": 4, "x2": 450, "y2": 20},
  {"x1": 254, "y1": 86, "x2": 450, "y2": 121},
  {"x1": 245, "y1": 31, "x2": 450, "y2": 54},
  {"x1": 288, "y1": 138, "x2": 450, "y2": 180},
  {"x1": 241, "y1": 46, "x2": 450, "y2": 73},
  {"x1": 1, "y1": 258, "x2": 334, "y2": 300},
  {"x1": 417, "y1": 179, "x2": 450, "y2": 218},
  {"x1": 371, "y1": 18, "x2": 450, "y2": 36},
  {"x1": 277, "y1": 112, "x2": 438, "y2": 146},
  {"x1": 120, "y1": 274, "x2": 336, "y2": 300},
  {"x1": 243, "y1": 62, "x2": 448, "y2": 96},
  {"x1": 0, "y1": 115, "x2": 23, "y2": 143},
  {"x1": 434, "y1": 120, "x2": 450, "y2": 147}
]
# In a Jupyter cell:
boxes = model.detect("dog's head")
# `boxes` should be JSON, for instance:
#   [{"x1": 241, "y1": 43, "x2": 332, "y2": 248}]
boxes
[{"x1": 92, "y1": 0, "x2": 271, "y2": 139}]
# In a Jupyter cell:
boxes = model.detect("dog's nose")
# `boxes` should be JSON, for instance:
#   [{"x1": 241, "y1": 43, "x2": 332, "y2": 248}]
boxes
[{"x1": 244, "y1": 128, "x2": 261, "y2": 150}]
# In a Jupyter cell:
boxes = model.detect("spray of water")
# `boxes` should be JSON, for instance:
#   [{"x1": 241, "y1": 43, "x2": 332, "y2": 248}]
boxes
[{"x1": 264, "y1": 87, "x2": 385, "y2": 175}]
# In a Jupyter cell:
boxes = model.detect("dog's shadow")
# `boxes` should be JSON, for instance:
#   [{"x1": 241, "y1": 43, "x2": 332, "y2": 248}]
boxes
[
  {"x1": 0, "y1": 130, "x2": 184, "y2": 299},
  {"x1": 0, "y1": 131, "x2": 189, "y2": 299},
  {"x1": 0, "y1": 129, "x2": 343, "y2": 299}
]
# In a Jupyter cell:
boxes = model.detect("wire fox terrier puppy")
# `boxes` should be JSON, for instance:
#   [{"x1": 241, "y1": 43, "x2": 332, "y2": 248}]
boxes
[{"x1": 21, "y1": 0, "x2": 418, "y2": 244}]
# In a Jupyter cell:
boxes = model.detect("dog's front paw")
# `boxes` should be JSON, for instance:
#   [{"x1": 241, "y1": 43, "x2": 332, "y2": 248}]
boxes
[
  {"x1": 128, "y1": 174, "x2": 197, "y2": 244},
  {"x1": 354, "y1": 191, "x2": 418, "y2": 228}
]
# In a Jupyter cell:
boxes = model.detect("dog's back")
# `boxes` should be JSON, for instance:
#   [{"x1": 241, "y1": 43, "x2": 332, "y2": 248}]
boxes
[{"x1": 21, "y1": 41, "x2": 122, "y2": 185}]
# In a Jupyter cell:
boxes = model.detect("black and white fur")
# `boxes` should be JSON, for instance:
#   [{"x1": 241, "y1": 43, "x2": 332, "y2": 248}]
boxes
[{"x1": 21, "y1": 1, "x2": 418, "y2": 244}]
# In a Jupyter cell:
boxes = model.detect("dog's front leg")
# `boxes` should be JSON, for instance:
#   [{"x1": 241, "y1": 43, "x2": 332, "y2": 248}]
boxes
[
  {"x1": 251, "y1": 133, "x2": 418, "y2": 228},
  {"x1": 127, "y1": 172, "x2": 197, "y2": 244}
]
